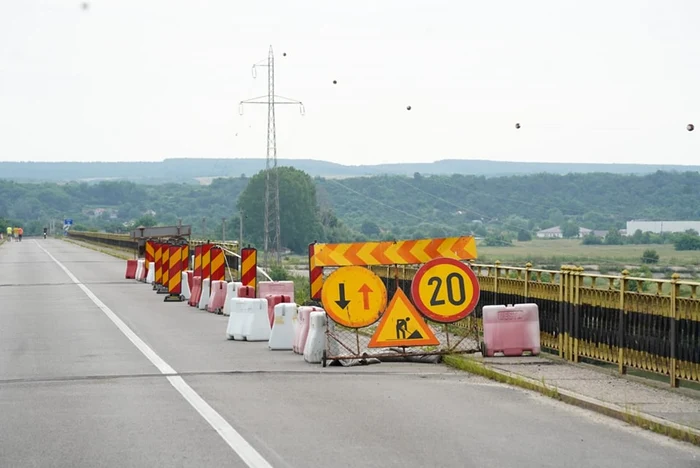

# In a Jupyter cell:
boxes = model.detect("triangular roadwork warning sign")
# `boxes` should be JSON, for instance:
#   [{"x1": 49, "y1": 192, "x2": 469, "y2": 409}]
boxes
[{"x1": 368, "y1": 289, "x2": 439, "y2": 348}]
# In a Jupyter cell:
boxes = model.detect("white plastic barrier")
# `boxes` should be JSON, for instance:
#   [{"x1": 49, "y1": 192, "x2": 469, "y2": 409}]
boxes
[
  {"x1": 181, "y1": 271, "x2": 191, "y2": 300},
  {"x1": 303, "y1": 311, "x2": 327, "y2": 364},
  {"x1": 135, "y1": 259, "x2": 145, "y2": 282},
  {"x1": 146, "y1": 262, "x2": 155, "y2": 284},
  {"x1": 243, "y1": 298, "x2": 271, "y2": 342},
  {"x1": 198, "y1": 278, "x2": 211, "y2": 310},
  {"x1": 482, "y1": 304, "x2": 541, "y2": 357},
  {"x1": 227, "y1": 298, "x2": 260, "y2": 340},
  {"x1": 268, "y1": 303, "x2": 297, "y2": 351},
  {"x1": 223, "y1": 282, "x2": 243, "y2": 316}
]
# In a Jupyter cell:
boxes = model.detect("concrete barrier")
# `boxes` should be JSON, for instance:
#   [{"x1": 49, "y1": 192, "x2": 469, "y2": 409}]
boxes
[
  {"x1": 224, "y1": 282, "x2": 243, "y2": 316},
  {"x1": 268, "y1": 303, "x2": 297, "y2": 351},
  {"x1": 303, "y1": 311, "x2": 327, "y2": 363},
  {"x1": 198, "y1": 278, "x2": 211, "y2": 310},
  {"x1": 146, "y1": 261, "x2": 155, "y2": 284},
  {"x1": 125, "y1": 259, "x2": 137, "y2": 279}
]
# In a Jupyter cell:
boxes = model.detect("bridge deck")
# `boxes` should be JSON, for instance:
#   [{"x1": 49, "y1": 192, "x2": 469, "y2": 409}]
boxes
[{"x1": 1, "y1": 239, "x2": 698, "y2": 467}]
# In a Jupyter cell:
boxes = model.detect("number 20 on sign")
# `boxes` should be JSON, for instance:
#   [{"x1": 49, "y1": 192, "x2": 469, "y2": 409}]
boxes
[{"x1": 411, "y1": 257, "x2": 480, "y2": 323}]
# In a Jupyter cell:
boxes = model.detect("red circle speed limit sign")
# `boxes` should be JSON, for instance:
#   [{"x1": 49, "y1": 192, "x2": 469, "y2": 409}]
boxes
[{"x1": 411, "y1": 258, "x2": 480, "y2": 323}]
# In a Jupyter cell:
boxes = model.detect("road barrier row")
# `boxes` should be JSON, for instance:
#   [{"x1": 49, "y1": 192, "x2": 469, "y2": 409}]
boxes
[
  {"x1": 109, "y1": 228, "x2": 700, "y2": 383},
  {"x1": 125, "y1": 245, "x2": 336, "y2": 365}
]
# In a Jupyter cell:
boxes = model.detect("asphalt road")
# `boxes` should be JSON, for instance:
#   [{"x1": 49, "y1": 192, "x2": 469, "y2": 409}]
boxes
[{"x1": 1, "y1": 238, "x2": 699, "y2": 468}]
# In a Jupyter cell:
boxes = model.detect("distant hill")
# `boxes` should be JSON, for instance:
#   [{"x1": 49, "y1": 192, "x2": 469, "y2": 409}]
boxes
[{"x1": 1, "y1": 158, "x2": 699, "y2": 183}]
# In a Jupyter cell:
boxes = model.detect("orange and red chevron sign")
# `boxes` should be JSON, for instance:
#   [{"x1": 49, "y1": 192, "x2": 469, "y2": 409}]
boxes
[{"x1": 312, "y1": 236, "x2": 477, "y2": 267}]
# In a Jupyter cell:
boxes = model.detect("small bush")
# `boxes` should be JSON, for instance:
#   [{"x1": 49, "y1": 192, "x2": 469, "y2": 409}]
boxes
[
  {"x1": 641, "y1": 249, "x2": 659, "y2": 264},
  {"x1": 582, "y1": 234, "x2": 603, "y2": 245},
  {"x1": 268, "y1": 264, "x2": 290, "y2": 281},
  {"x1": 517, "y1": 230, "x2": 532, "y2": 241}
]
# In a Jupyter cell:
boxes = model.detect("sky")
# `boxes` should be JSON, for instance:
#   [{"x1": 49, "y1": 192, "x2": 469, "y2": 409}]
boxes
[{"x1": 0, "y1": 0, "x2": 698, "y2": 166}]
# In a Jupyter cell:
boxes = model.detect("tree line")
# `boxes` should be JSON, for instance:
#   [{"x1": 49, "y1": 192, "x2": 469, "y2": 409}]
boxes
[{"x1": 3, "y1": 169, "x2": 700, "y2": 251}]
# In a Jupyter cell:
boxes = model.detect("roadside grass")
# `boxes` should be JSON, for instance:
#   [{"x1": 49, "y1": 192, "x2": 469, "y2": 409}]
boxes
[
  {"x1": 63, "y1": 238, "x2": 133, "y2": 261},
  {"x1": 443, "y1": 354, "x2": 561, "y2": 400}
]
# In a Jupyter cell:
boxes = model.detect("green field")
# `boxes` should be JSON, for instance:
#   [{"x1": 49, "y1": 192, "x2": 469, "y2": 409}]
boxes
[{"x1": 476, "y1": 239, "x2": 700, "y2": 268}]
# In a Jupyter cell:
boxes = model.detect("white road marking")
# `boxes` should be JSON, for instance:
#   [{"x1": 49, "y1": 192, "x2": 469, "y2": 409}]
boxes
[{"x1": 35, "y1": 241, "x2": 273, "y2": 468}]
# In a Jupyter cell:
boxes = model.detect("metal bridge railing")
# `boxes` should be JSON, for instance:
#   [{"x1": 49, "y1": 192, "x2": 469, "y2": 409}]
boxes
[
  {"x1": 370, "y1": 262, "x2": 700, "y2": 387},
  {"x1": 67, "y1": 231, "x2": 241, "y2": 280}
]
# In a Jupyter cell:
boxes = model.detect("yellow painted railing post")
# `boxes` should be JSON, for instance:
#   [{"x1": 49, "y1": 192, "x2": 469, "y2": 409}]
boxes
[
  {"x1": 618, "y1": 270, "x2": 628, "y2": 375},
  {"x1": 567, "y1": 265, "x2": 574, "y2": 362},
  {"x1": 670, "y1": 273, "x2": 680, "y2": 388},
  {"x1": 494, "y1": 260, "x2": 500, "y2": 302},
  {"x1": 572, "y1": 266, "x2": 583, "y2": 363},
  {"x1": 559, "y1": 266, "x2": 570, "y2": 360},
  {"x1": 524, "y1": 262, "x2": 532, "y2": 300}
]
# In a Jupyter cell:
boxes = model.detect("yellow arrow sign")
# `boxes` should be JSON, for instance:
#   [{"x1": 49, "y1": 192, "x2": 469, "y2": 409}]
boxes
[{"x1": 321, "y1": 266, "x2": 387, "y2": 328}]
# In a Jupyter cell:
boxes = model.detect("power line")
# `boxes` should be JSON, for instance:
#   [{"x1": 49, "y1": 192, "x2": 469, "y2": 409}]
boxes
[{"x1": 327, "y1": 179, "x2": 474, "y2": 239}]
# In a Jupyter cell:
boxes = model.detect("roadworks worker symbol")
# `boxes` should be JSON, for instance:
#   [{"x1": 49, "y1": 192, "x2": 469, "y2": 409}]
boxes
[{"x1": 368, "y1": 289, "x2": 439, "y2": 348}]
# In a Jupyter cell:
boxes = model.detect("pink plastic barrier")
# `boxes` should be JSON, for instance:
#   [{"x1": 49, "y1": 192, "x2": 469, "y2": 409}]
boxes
[
  {"x1": 293, "y1": 306, "x2": 322, "y2": 354},
  {"x1": 125, "y1": 260, "x2": 137, "y2": 279},
  {"x1": 187, "y1": 271, "x2": 194, "y2": 291},
  {"x1": 482, "y1": 304, "x2": 541, "y2": 357},
  {"x1": 257, "y1": 281, "x2": 295, "y2": 303},
  {"x1": 237, "y1": 286, "x2": 256, "y2": 298},
  {"x1": 207, "y1": 281, "x2": 228, "y2": 314},
  {"x1": 265, "y1": 294, "x2": 292, "y2": 328},
  {"x1": 189, "y1": 276, "x2": 202, "y2": 307}
]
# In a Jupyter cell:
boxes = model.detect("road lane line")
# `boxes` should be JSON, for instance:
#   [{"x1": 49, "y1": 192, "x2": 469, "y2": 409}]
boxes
[{"x1": 35, "y1": 241, "x2": 273, "y2": 468}]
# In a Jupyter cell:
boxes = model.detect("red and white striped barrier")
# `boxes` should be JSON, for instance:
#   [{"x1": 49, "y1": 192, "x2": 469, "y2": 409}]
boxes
[{"x1": 125, "y1": 259, "x2": 137, "y2": 279}]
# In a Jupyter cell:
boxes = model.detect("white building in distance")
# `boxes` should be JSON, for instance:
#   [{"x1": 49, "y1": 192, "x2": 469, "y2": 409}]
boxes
[
  {"x1": 536, "y1": 226, "x2": 607, "y2": 239},
  {"x1": 626, "y1": 220, "x2": 700, "y2": 234}
]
